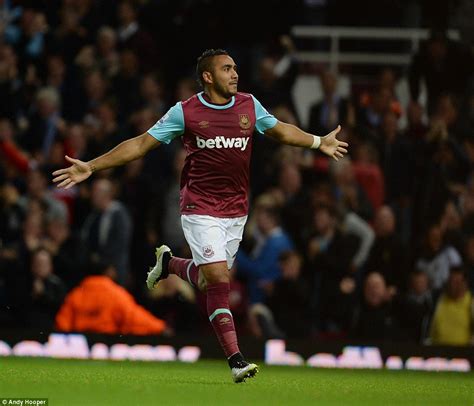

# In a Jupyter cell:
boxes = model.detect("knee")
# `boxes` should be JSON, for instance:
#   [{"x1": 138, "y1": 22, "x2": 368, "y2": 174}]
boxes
[{"x1": 198, "y1": 263, "x2": 229, "y2": 293}]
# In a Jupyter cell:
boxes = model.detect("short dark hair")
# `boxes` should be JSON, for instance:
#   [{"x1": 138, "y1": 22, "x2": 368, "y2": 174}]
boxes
[
  {"x1": 195, "y1": 49, "x2": 229, "y2": 88},
  {"x1": 449, "y1": 265, "x2": 467, "y2": 279}
]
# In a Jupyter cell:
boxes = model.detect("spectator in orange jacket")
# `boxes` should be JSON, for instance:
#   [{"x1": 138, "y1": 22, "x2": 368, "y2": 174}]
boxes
[{"x1": 55, "y1": 261, "x2": 166, "y2": 335}]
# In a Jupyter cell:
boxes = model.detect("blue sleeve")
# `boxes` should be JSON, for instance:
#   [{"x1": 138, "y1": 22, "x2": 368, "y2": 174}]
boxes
[
  {"x1": 251, "y1": 95, "x2": 278, "y2": 134},
  {"x1": 147, "y1": 102, "x2": 185, "y2": 144}
]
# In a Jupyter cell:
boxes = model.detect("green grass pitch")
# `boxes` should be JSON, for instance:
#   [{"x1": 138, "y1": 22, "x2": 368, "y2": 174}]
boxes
[{"x1": 0, "y1": 357, "x2": 473, "y2": 405}]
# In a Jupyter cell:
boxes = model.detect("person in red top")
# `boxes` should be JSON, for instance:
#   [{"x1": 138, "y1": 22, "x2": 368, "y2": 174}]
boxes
[
  {"x1": 55, "y1": 262, "x2": 166, "y2": 335},
  {"x1": 53, "y1": 49, "x2": 348, "y2": 382}
]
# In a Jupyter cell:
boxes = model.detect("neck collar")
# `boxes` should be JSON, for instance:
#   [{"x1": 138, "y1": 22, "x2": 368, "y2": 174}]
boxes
[{"x1": 197, "y1": 92, "x2": 235, "y2": 110}]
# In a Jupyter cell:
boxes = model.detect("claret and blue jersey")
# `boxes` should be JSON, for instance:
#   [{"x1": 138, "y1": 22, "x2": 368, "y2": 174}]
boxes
[{"x1": 147, "y1": 92, "x2": 277, "y2": 218}]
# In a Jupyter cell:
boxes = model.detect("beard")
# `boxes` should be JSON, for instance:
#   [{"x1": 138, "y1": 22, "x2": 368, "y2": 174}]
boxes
[{"x1": 214, "y1": 80, "x2": 237, "y2": 99}]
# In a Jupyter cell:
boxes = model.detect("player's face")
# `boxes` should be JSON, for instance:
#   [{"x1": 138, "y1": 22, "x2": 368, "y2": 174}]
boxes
[{"x1": 210, "y1": 55, "x2": 239, "y2": 98}]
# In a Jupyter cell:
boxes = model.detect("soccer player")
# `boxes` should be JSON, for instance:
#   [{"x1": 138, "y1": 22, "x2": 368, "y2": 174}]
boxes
[{"x1": 52, "y1": 49, "x2": 348, "y2": 382}]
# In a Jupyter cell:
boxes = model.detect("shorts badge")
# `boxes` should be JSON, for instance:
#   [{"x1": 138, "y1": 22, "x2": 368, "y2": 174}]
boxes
[{"x1": 203, "y1": 245, "x2": 215, "y2": 258}]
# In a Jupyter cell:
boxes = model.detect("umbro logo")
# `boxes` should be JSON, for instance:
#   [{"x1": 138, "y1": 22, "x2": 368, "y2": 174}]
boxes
[{"x1": 196, "y1": 136, "x2": 249, "y2": 151}]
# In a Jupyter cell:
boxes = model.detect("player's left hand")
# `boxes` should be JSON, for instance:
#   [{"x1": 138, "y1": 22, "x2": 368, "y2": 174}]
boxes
[{"x1": 319, "y1": 125, "x2": 348, "y2": 161}]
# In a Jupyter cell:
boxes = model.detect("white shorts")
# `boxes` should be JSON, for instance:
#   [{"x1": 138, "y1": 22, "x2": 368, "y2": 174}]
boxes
[{"x1": 181, "y1": 214, "x2": 247, "y2": 269}]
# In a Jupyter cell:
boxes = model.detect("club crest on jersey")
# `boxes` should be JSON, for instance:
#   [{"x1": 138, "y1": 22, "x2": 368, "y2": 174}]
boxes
[
  {"x1": 203, "y1": 245, "x2": 215, "y2": 258},
  {"x1": 198, "y1": 120, "x2": 209, "y2": 128},
  {"x1": 239, "y1": 114, "x2": 251, "y2": 130}
]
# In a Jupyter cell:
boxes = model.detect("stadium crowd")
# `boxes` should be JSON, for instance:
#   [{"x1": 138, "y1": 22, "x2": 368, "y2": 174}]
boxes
[{"x1": 0, "y1": 0, "x2": 473, "y2": 346}]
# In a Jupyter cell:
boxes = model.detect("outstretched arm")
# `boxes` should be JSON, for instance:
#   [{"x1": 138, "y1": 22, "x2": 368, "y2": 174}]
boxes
[
  {"x1": 52, "y1": 132, "x2": 160, "y2": 189},
  {"x1": 264, "y1": 122, "x2": 348, "y2": 161}
]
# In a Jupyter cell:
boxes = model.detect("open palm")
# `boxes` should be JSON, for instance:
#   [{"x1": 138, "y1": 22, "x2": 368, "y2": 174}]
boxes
[
  {"x1": 52, "y1": 155, "x2": 92, "y2": 189},
  {"x1": 319, "y1": 125, "x2": 348, "y2": 161}
]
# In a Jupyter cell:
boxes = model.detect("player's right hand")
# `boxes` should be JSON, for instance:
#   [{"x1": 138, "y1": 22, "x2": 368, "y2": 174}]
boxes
[{"x1": 52, "y1": 155, "x2": 92, "y2": 189}]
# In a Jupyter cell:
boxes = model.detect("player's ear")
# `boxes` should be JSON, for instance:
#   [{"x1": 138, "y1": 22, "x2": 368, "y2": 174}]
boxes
[{"x1": 202, "y1": 71, "x2": 213, "y2": 85}]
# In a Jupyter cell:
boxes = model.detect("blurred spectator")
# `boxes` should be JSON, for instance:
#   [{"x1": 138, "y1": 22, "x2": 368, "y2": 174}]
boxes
[
  {"x1": 175, "y1": 77, "x2": 199, "y2": 102},
  {"x1": 18, "y1": 168, "x2": 68, "y2": 223},
  {"x1": 84, "y1": 101, "x2": 124, "y2": 159},
  {"x1": 462, "y1": 235, "x2": 474, "y2": 294},
  {"x1": 376, "y1": 111, "x2": 415, "y2": 202},
  {"x1": 413, "y1": 117, "x2": 470, "y2": 237},
  {"x1": 405, "y1": 101, "x2": 429, "y2": 140},
  {"x1": 0, "y1": 181, "x2": 25, "y2": 245},
  {"x1": 112, "y1": 49, "x2": 142, "y2": 119},
  {"x1": 329, "y1": 158, "x2": 373, "y2": 221},
  {"x1": 16, "y1": 207, "x2": 46, "y2": 257},
  {"x1": 252, "y1": 35, "x2": 298, "y2": 112},
  {"x1": 237, "y1": 206, "x2": 293, "y2": 304},
  {"x1": 139, "y1": 74, "x2": 166, "y2": 117},
  {"x1": 429, "y1": 267, "x2": 473, "y2": 345},
  {"x1": 0, "y1": 117, "x2": 33, "y2": 173},
  {"x1": 274, "y1": 163, "x2": 310, "y2": 249},
  {"x1": 409, "y1": 31, "x2": 473, "y2": 115},
  {"x1": 463, "y1": 133, "x2": 474, "y2": 171},
  {"x1": 460, "y1": 187, "x2": 474, "y2": 232},
  {"x1": 80, "y1": 178, "x2": 132, "y2": 285},
  {"x1": 430, "y1": 93, "x2": 467, "y2": 141},
  {"x1": 342, "y1": 209, "x2": 375, "y2": 274},
  {"x1": 95, "y1": 26, "x2": 120, "y2": 78},
  {"x1": 120, "y1": 155, "x2": 160, "y2": 293},
  {"x1": 242, "y1": 193, "x2": 279, "y2": 247},
  {"x1": 161, "y1": 148, "x2": 187, "y2": 255},
  {"x1": 80, "y1": 69, "x2": 109, "y2": 120},
  {"x1": 416, "y1": 224, "x2": 462, "y2": 293},
  {"x1": 65, "y1": 123, "x2": 88, "y2": 161},
  {"x1": 367, "y1": 205, "x2": 407, "y2": 291},
  {"x1": 357, "y1": 85, "x2": 400, "y2": 139},
  {"x1": 7, "y1": 9, "x2": 48, "y2": 63},
  {"x1": 352, "y1": 142, "x2": 385, "y2": 211},
  {"x1": 0, "y1": 0, "x2": 22, "y2": 42},
  {"x1": 307, "y1": 204, "x2": 359, "y2": 334},
  {"x1": 266, "y1": 250, "x2": 310, "y2": 338},
  {"x1": 43, "y1": 216, "x2": 87, "y2": 290},
  {"x1": 27, "y1": 247, "x2": 66, "y2": 329},
  {"x1": 45, "y1": 53, "x2": 82, "y2": 122},
  {"x1": 49, "y1": 6, "x2": 87, "y2": 64},
  {"x1": 65, "y1": 0, "x2": 108, "y2": 41},
  {"x1": 440, "y1": 200, "x2": 464, "y2": 252},
  {"x1": 311, "y1": 181, "x2": 374, "y2": 275},
  {"x1": 0, "y1": 207, "x2": 45, "y2": 322},
  {"x1": 147, "y1": 274, "x2": 199, "y2": 335},
  {"x1": 351, "y1": 272, "x2": 396, "y2": 340},
  {"x1": 397, "y1": 271, "x2": 433, "y2": 342},
  {"x1": 55, "y1": 261, "x2": 167, "y2": 335},
  {"x1": 0, "y1": 44, "x2": 22, "y2": 121},
  {"x1": 22, "y1": 87, "x2": 65, "y2": 162},
  {"x1": 308, "y1": 70, "x2": 353, "y2": 135},
  {"x1": 116, "y1": 1, "x2": 157, "y2": 73}
]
